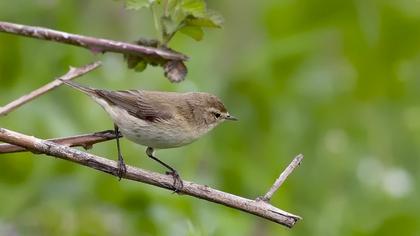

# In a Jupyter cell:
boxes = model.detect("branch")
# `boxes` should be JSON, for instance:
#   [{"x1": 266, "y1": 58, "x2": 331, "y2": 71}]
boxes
[
  {"x1": 258, "y1": 154, "x2": 304, "y2": 202},
  {"x1": 0, "y1": 130, "x2": 119, "y2": 154},
  {"x1": 0, "y1": 127, "x2": 302, "y2": 228},
  {"x1": 0, "y1": 61, "x2": 101, "y2": 116},
  {"x1": 0, "y1": 21, "x2": 188, "y2": 62}
]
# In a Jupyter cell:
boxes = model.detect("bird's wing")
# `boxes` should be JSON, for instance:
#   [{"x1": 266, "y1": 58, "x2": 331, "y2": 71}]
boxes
[{"x1": 94, "y1": 89, "x2": 173, "y2": 122}]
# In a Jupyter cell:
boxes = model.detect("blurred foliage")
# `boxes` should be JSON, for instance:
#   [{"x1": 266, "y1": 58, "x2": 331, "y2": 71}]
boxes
[{"x1": 1, "y1": 0, "x2": 420, "y2": 235}]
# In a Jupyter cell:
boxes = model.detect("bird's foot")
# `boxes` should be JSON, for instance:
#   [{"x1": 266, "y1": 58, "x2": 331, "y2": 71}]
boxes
[
  {"x1": 165, "y1": 170, "x2": 183, "y2": 193},
  {"x1": 117, "y1": 157, "x2": 127, "y2": 181}
]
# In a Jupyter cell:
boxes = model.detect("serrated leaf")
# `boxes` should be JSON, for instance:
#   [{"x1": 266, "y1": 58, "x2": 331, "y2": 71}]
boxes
[
  {"x1": 164, "y1": 60, "x2": 187, "y2": 83},
  {"x1": 179, "y1": 26, "x2": 204, "y2": 41},
  {"x1": 187, "y1": 10, "x2": 223, "y2": 28},
  {"x1": 185, "y1": 11, "x2": 224, "y2": 28},
  {"x1": 205, "y1": 9, "x2": 224, "y2": 27},
  {"x1": 181, "y1": 0, "x2": 206, "y2": 18},
  {"x1": 126, "y1": 0, "x2": 155, "y2": 10}
]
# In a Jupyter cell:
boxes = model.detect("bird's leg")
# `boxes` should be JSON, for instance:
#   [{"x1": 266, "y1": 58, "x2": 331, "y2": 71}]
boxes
[
  {"x1": 146, "y1": 147, "x2": 183, "y2": 192},
  {"x1": 114, "y1": 124, "x2": 127, "y2": 180}
]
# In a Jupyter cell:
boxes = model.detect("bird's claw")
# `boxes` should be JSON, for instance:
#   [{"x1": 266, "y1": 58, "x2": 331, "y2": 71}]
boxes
[
  {"x1": 166, "y1": 170, "x2": 183, "y2": 192},
  {"x1": 117, "y1": 157, "x2": 127, "y2": 181}
]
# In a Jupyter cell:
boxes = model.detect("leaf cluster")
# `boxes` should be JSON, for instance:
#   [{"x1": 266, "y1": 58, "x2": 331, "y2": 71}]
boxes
[
  {"x1": 116, "y1": 0, "x2": 223, "y2": 82},
  {"x1": 124, "y1": 0, "x2": 223, "y2": 43}
]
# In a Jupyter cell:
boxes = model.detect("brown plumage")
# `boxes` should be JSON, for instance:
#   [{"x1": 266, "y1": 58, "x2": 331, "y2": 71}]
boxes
[
  {"x1": 60, "y1": 79, "x2": 237, "y2": 190},
  {"x1": 60, "y1": 80, "x2": 237, "y2": 148}
]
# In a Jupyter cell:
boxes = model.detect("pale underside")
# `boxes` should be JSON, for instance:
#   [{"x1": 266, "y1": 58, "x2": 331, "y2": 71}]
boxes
[{"x1": 93, "y1": 96, "x2": 217, "y2": 149}]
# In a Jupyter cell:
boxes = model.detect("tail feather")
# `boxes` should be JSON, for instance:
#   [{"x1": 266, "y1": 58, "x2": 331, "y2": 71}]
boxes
[{"x1": 59, "y1": 79, "x2": 95, "y2": 95}]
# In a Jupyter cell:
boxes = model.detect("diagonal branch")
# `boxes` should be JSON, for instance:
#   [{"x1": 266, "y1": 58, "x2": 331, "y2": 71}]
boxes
[
  {"x1": 0, "y1": 61, "x2": 101, "y2": 116},
  {"x1": 0, "y1": 127, "x2": 302, "y2": 228},
  {"x1": 0, "y1": 130, "x2": 119, "y2": 154},
  {"x1": 0, "y1": 21, "x2": 188, "y2": 62},
  {"x1": 258, "y1": 154, "x2": 304, "y2": 202}
]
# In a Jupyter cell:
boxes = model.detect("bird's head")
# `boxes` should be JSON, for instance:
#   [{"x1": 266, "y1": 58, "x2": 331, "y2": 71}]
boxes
[{"x1": 192, "y1": 93, "x2": 237, "y2": 130}]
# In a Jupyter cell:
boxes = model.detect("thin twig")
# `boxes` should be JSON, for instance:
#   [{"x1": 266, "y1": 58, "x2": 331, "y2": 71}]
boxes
[
  {"x1": 0, "y1": 61, "x2": 101, "y2": 116},
  {"x1": 0, "y1": 127, "x2": 302, "y2": 228},
  {"x1": 258, "y1": 154, "x2": 304, "y2": 202},
  {"x1": 0, "y1": 130, "x2": 119, "y2": 154},
  {"x1": 0, "y1": 21, "x2": 187, "y2": 62}
]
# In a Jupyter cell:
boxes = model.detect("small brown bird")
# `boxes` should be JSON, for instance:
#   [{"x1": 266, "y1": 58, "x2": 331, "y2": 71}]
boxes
[{"x1": 60, "y1": 80, "x2": 237, "y2": 191}]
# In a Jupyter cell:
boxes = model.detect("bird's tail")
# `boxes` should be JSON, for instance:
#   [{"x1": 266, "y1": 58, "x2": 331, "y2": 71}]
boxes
[{"x1": 59, "y1": 79, "x2": 96, "y2": 95}]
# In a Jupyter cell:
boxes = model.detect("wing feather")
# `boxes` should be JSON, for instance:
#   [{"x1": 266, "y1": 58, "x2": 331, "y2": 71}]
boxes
[{"x1": 95, "y1": 89, "x2": 173, "y2": 122}]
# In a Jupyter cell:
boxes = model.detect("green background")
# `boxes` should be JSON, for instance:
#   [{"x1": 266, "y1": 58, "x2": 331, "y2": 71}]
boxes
[{"x1": 1, "y1": 0, "x2": 420, "y2": 235}]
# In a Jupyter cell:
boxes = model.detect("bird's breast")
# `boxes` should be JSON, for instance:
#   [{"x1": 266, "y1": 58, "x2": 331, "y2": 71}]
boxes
[{"x1": 111, "y1": 108, "x2": 199, "y2": 149}]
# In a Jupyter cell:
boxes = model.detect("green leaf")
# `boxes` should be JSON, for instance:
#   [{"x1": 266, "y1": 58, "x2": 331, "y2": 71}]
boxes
[
  {"x1": 125, "y1": 54, "x2": 148, "y2": 72},
  {"x1": 161, "y1": 16, "x2": 180, "y2": 36},
  {"x1": 185, "y1": 10, "x2": 224, "y2": 28},
  {"x1": 181, "y1": 0, "x2": 206, "y2": 18},
  {"x1": 125, "y1": 0, "x2": 155, "y2": 10},
  {"x1": 166, "y1": 0, "x2": 180, "y2": 13},
  {"x1": 179, "y1": 25, "x2": 204, "y2": 41},
  {"x1": 119, "y1": 0, "x2": 223, "y2": 44},
  {"x1": 205, "y1": 9, "x2": 224, "y2": 27},
  {"x1": 134, "y1": 60, "x2": 148, "y2": 72}
]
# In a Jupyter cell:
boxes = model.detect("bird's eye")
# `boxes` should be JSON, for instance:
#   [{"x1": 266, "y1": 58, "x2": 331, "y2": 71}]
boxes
[{"x1": 212, "y1": 112, "x2": 221, "y2": 119}]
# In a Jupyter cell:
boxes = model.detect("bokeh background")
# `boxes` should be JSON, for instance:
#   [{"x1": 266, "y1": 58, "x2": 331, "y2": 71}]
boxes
[{"x1": 1, "y1": 0, "x2": 420, "y2": 235}]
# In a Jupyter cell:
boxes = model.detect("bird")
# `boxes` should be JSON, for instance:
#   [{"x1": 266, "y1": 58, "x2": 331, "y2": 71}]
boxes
[{"x1": 60, "y1": 79, "x2": 237, "y2": 191}]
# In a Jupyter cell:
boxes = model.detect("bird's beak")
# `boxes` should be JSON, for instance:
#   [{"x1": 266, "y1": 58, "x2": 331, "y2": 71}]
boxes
[{"x1": 225, "y1": 114, "x2": 238, "y2": 121}]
